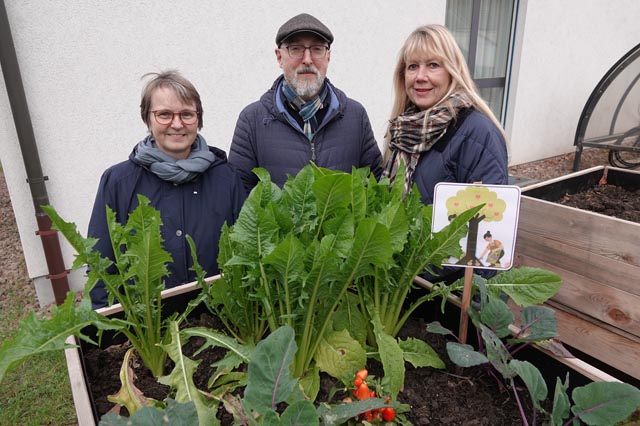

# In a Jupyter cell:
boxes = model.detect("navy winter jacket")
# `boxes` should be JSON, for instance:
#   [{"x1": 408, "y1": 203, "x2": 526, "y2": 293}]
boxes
[
  {"x1": 88, "y1": 143, "x2": 246, "y2": 309},
  {"x1": 413, "y1": 109, "x2": 508, "y2": 205},
  {"x1": 229, "y1": 76, "x2": 383, "y2": 192},
  {"x1": 414, "y1": 108, "x2": 508, "y2": 283}
]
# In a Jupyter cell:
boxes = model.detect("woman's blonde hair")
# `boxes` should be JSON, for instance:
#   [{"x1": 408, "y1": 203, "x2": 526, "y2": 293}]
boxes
[{"x1": 386, "y1": 24, "x2": 506, "y2": 147}]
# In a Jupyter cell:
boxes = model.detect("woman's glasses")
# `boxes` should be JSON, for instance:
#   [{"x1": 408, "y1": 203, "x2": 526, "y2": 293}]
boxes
[{"x1": 151, "y1": 110, "x2": 199, "y2": 125}]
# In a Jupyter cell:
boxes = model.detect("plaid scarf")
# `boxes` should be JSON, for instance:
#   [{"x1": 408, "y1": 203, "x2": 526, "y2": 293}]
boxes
[
  {"x1": 383, "y1": 92, "x2": 474, "y2": 195},
  {"x1": 282, "y1": 82, "x2": 329, "y2": 140}
]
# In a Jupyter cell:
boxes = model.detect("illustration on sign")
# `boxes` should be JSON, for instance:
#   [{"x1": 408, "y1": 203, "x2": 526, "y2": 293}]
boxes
[{"x1": 431, "y1": 183, "x2": 521, "y2": 270}]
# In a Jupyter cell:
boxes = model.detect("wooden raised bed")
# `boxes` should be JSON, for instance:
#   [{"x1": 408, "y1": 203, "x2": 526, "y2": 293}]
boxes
[
  {"x1": 64, "y1": 280, "x2": 205, "y2": 426},
  {"x1": 514, "y1": 166, "x2": 640, "y2": 381}
]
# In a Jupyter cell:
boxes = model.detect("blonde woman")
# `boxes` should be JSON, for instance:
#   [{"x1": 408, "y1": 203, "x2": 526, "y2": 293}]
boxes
[
  {"x1": 383, "y1": 24, "x2": 508, "y2": 204},
  {"x1": 384, "y1": 25, "x2": 508, "y2": 284}
]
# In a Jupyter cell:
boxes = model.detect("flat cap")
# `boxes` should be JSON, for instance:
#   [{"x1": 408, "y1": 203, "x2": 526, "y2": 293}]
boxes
[{"x1": 275, "y1": 13, "x2": 334, "y2": 46}]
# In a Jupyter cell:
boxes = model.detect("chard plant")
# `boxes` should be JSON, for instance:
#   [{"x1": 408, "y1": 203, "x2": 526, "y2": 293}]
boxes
[
  {"x1": 208, "y1": 164, "x2": 474, "y2": 397},
  {"x1": 429, "y1": 276, "x2": 640, "y2": 426},
  {"x1": 210, "y1": 165, "x2": 392, "y2": 382},
  {"x1": 0, "y1": 195, "x2": 204, "y2": 380}
]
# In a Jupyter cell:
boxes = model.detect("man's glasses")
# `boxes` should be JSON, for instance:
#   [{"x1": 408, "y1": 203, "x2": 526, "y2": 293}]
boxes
[
  {"x1": 282, "y1": 45, "x2": 329, "y2": 59},
  {"x1": 151, "y1": 110, "x2": 199, "y2": 125}
]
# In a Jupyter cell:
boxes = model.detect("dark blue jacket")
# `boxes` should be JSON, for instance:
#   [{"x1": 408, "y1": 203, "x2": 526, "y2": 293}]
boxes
[
  {"x1": 229, "y1": 76, "x2": 383, "y2": 192},
  {"x1": 415, "y1": 108, "x2": 508, "y2": 283},
  {"x1": 413, "y1": 109, "x2": 508, "y2": 205},
  {"x1": 88, "y1": 143, "x2": 246, "y2": 309}
]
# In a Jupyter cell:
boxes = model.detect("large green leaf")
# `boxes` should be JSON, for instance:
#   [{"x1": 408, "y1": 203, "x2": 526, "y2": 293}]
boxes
[
  {"x1": 510, "y1": 359, "x2": 548, "y2": 410},
  {"x1": 332, "y1": 292, "x2": 368, "y2": 344},
  {"x1": 244, "y1": 325, "x2": 298, "y2": 416},
  {"x1": 0, "y1": 293, "x2": 119, "y2": 382},
  {"x1": 180, "y1": 327, "x2": 252, "y2": 363},
  {"x1": 372, "y1": 314, "x2": 404, "y2": 400},
  {"x1": 512, "y1": 305, "x2": 558, "y2": 342},
  {"x1": 343, "y1": 218, "x2": 393, "y2": 282},
  {"x1": 399, "y1": 337, "x2": 445, "y2": 369},
  {"x1": 282, "y1": 165, "x2": 317, "y2": 235},
  {"x1": 479, "y1": 296, "x2": 514, "y2": 339},
  {"x1": 314, "y1": 329, "x2": 366, "y2": 382},
  {"x1": 262, "y1": 234, "x2": 306, "y2": 290},
  {"x1": 279, "y1": 400, "x2": 319, "y2": 426},
  {"x1": 349, "y1": 167, "x2": 368, "y2": 224},
  {"x1": 123, "y1": 195, "x2": 172, "y2": 296},
  {"x1": 571, "y1": 382, "x2": 640, "y2": 425},
  {"x1": 446, "y1": 342, "x2": 489, "y2": 367},
  {"x1": 230, "y1": 184, "x2": 279, "y2": 263},
  {"x1": 489, "y1": 267, "x2": 562, "y2": 306},
  {"x1": 313, "y1": 173, "x2": 352, "y2": 226},
  {"x1": 480, "y1": 323, "x2": 515, "y2": 379},
  {"x1": 159, "y1": 323, "x2": 218, "y2": 426},
  {"x1": 321, "y1": 213, "x2": 355, "y2": 259},
  {"x1": 377, "y1": 200, "x2": 409, "y2": 253}
]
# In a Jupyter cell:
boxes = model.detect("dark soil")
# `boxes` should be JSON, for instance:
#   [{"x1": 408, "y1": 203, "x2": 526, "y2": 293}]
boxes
[
  {"x1": 84, "y1": 312, "x2": 545, "y2": 425},
  {"x1": 557, "y1": 184, "x2": 640, "y2": 223}
]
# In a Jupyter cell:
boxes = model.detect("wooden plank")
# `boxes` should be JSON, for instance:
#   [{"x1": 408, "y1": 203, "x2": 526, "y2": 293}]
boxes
[
  {"x1": 515, "y1": 229, "x2": 639, "y2": 295},
  {"x1": 519, "y1": 196, "x2": 640, "y2": 267},
  {"x1": 95, "y1": 277, "x2": 218, "y2": 317},
  {"x1": 514, "y1": 254, "x2": 640, "y2": 338},
  {"x1": 551, "y1": 306, "x2": 640, "y2": 380},
  {"x1": 64, "y1": 336, "x2": 95, "y2": 426}
]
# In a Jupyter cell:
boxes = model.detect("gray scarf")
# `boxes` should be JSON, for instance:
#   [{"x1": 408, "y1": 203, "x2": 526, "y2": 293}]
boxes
[{"x1": 133, "y1": 134, "x2": 216, "y2": 184}]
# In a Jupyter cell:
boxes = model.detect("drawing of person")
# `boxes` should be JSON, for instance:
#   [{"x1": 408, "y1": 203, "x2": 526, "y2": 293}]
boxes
[{"x1": 479, "y1": 231, "x2": 505, "y2": 267}]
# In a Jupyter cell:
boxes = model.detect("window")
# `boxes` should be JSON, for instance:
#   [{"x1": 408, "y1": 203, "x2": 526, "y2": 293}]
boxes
[{"x1": 446, "y1": 0, "x2": 515, "y2": 120}]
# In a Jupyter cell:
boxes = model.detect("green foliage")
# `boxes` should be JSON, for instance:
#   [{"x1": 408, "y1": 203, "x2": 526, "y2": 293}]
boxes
[
  {"x1": 0, "y1": 196, "x2": 206, "y2": 383},
  {"x1": 568, "y1": 382, "x2": 640, "y2": 425},
  {"x1": 209, "y1": 164, "x2": 470, "y2": 396},
  {"x1": 211, "y1": 165, "x2": 391, "y2": 380},
  {"x1": 0, "y1": 292, "x2": 118, "y2": 382},
  {"x1": 440, "y1": 270, "x2": 640, "y2": 425},
  {"x1": 99, "y1": 399, "x2": 199, "y2": 425},
  {"x1": 227, "y1": 324, "x2": 390, "y2": 426}
]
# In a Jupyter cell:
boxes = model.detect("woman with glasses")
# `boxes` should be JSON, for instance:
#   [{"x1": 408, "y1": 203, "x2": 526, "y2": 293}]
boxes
[
  {"x1": 383, "y1": 25, "x2": 508, "y2": 284},
  {"x1": 87, "y1": 70, "x2": 246, "y2": 309}
]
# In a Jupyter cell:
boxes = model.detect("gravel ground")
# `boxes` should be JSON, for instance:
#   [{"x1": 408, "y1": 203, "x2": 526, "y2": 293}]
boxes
[
  {"x1": 0, "y1": 170, "x2": 40, "y2": 320},
  {"x1": 509, "y1": 147, "x2": 612, "y2": 184},
  {"x1": 0, "y1": 147, "x2": 616, "y2": 315}
]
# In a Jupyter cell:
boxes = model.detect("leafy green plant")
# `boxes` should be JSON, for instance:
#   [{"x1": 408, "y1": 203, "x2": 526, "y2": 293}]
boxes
[
  {"x1": 0, "y1": 195, "x2": 204, "y2": 380},
  {"x1": 429, "y1": 273, "x2": 640, "y2": 425},
  {"x1": 209, "y1": 165, "x2": 392, "y2": 380},
  {"x1": 100, "y1": 324, "x2": 395, "y2": 426},
  {"x1": 206, "y1": 164, "x2": 474, "y2": 398}
]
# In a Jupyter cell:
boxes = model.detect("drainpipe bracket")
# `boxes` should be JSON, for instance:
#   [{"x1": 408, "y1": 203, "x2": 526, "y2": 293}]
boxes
[
  {"x1": 26, "y1": 176, "x2": 49, "y2": 184},
  {"x1": 46, "y1": 270, "x2": 71, "y2": 280},
  {"x1": 35, "y1": 229, "x2": 57, "y2": 236}
]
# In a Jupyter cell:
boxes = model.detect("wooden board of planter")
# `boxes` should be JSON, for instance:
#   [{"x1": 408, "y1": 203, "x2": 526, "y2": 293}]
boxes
[
  {"x1": 64, "y1": 280, "x2": 205, "y2": 426},
  {"x1": 514, "y1": 166, "x2": 640, "y2": 381}
]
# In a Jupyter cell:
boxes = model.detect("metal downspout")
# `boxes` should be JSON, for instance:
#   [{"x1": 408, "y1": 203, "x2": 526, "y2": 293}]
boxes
[{"x1": 0, "y1": 0, "x2": 69, "y2": 305}]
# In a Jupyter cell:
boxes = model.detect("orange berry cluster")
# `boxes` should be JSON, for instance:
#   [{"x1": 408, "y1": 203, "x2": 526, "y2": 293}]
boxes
[{"x1": 346, "y1": 369, "x2": 395, "y2": 423}]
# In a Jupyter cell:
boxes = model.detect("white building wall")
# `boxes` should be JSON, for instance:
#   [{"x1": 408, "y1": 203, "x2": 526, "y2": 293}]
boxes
[
  {"x1": 506, "y1": 0, "x2": 640, "y2": 165},
  {"x1": 0, "y1": 0, "x2": 446, "y2": 305}
]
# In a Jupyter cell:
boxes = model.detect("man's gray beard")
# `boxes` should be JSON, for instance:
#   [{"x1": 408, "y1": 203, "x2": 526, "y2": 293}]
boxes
[{"x1": 288, "y1": 74, "x2": 325, "y2": 99}]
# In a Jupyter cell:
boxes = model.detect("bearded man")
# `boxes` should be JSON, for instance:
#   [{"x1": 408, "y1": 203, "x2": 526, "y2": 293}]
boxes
[{"x1": 229, "y1": 13, "x2": 382, "y2": 192}]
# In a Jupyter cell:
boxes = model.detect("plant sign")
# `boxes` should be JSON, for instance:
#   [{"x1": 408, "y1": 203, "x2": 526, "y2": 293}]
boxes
[{"x1": 431, "y1": 183, "x2": 521, "y2": 270}]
